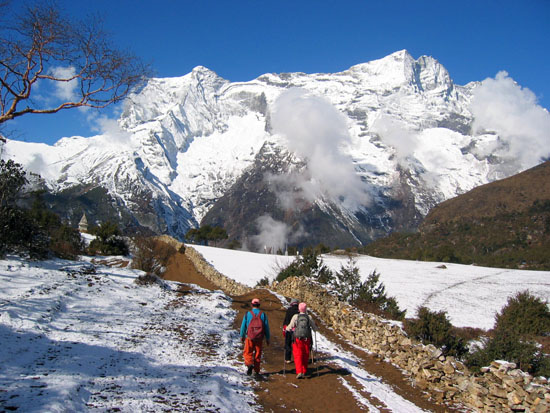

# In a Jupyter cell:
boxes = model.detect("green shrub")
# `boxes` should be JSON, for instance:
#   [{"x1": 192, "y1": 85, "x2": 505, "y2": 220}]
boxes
[
  {"x1": 29, "y1": 198, "x2": 84, "y2": 259},
  {"x1": 466, "y1": 291, "x2": 550, "y2": 376},
  {"x1": 49, "y1": 224, "x2": 85, "y2": 260},
  {"x1": 356, "y1": 269, "x2": 386, "y2": 304},
  {"x1": 380, "y1": 296, "x2": 407, "y2": 321},
  {"x1": 332, "y1": 256, "x2": 361, "y2": 302},
  {"x1": 0, "y1": 160, "x2": 29, "y2": 257},
  {"x1": 88, "y1": 221, "x2": 129, "y2": 256},
  {"x1": 185, "y1": 224, "x2": 228, "y2": 246},
  {"x1": 227, "y1": 239, "x2": 241, "y2": 250},
  {"x1": 494, "y1": 290, "x2": 550, "y2": 337},
  {"x1": 404, "y1": 306, "x2": 467, "y2": 358},
  {"x1": 255, "y1": 276, "x2": 270, "y2": 287},
  {"x1": 353, "y1": 269, "x2": 406, "y2": 321},
  {"x1": 275, "y1": 259, "x2": 303, "y2": 282},
  {"x1": 466, "y1": 331, "x2": 542, "y2": 374},
  {"x1": 275, "y1": 250, "x2": 333, "y2": 284}
]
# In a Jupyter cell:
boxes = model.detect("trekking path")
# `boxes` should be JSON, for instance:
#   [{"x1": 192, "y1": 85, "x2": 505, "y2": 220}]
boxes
[{"x1": 165, "y1": 254, "x2": 455, "y2": 412}]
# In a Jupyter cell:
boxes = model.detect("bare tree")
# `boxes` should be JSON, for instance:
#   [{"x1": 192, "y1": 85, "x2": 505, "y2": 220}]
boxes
[{"x1": 0, "y1": 1, "x2": 150, "y2": 131}]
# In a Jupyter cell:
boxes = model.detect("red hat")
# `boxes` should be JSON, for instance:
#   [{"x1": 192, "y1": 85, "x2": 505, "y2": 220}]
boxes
[{"x1": 251, "y1": 298, "x2": 260, "y2": 305}]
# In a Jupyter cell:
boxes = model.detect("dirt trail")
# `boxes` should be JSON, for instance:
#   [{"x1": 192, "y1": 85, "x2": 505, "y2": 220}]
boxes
[{"x1": 164, "y1": 253, "x2": 454, "y2": 412}]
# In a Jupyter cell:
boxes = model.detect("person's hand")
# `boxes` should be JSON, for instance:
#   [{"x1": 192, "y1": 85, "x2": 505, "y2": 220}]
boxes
[
  {"x1": 266, "y1": 340, "x2": 270, "y2": 346},
  {"x1": 241, "y1": 337, "x2": 245, "y2": 343}
]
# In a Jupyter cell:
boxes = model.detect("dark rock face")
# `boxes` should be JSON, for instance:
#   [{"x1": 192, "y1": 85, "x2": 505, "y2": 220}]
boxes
[{"x1": 201, "y1": 144, "x2": 427, "y2": 250}]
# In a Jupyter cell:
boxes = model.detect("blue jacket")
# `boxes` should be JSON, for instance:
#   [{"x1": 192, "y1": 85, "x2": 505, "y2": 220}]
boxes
[{"x1": 240, "y1": 308, "x2": 270, "y2": 341}]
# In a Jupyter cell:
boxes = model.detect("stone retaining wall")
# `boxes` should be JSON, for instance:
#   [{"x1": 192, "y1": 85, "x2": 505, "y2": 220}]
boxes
[
  {"x1": 171, "y1": 243, "x2": 549, "y2": 412},
  {"x1": 272, "y1": 276, "x2": 550, "y2": 412},
  {"x1": 184, "y1": 246, "x2": 251, "y2": 296}
]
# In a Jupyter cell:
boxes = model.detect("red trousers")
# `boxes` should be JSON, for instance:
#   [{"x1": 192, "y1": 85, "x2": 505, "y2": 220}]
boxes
[
  {"x1": 292, "y1": 338, "x2": 312, "y2": 374},
  {"x1": 243, "y1": 338, "x2": 263, "y2": 373}
]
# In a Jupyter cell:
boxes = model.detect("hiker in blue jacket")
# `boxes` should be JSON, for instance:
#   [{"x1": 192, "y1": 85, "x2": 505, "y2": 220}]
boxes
[{"x1": 240, "y1": 298, "x2": 271, "y2": 376}]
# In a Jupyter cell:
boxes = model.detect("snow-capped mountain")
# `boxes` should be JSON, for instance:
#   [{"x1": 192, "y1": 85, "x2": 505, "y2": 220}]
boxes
[{"x1": 2, "y1": 50, "x2": 545, "y2": 250}]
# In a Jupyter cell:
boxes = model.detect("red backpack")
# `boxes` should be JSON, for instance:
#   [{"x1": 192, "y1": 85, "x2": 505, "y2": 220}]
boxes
[{"x1": 246, "y1": 311, "x2": 264, "y2": 341}]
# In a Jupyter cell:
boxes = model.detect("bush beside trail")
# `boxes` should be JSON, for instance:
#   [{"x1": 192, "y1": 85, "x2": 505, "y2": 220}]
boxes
[
  {"x1": 131, "y1": 237, "x2": 177, "y2": 277},
  {"x1": 466, "y1": 290, "x2": 550, "y2": 377},
  {"x1": 275, "y1": 250, "x2": 406, "y2": 321},
  {"x1": 275, "y1": 249, "x2": 550, "y2": 378}
]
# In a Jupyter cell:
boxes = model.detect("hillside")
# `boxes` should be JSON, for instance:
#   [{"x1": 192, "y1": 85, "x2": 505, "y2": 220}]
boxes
[{"x1": 363, "y1": 161, "x2": 550, "y2": 270}]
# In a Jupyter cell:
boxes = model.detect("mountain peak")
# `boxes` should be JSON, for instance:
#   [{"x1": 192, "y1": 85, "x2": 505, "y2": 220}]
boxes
[
  {"x1": 191, "y1": 65, "x2": 218, "y2": 75},
  {"x1": 2, "y1": 50, "x2": 526, "y2": 249},
  {"x1": 347, "y1": 50, "x2": 447, "y2": 91}
]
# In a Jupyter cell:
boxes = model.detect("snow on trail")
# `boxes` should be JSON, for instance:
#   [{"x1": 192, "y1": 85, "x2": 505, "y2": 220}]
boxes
[
  {"x1": 315, "y1": 334, "x2": 428, "y2": 413},
  {"x1": 0, "y1": 256, "x2": 256, "y2": 412},
  {"x1": 4, "y1": 246, "x2": 548, "y2": 412},
  {"x1": 272, "y1": 292, "x2": 428, "y2": 412}
]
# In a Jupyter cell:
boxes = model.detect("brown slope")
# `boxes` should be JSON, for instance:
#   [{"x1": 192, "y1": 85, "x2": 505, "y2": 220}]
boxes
[
  {"x1": 423, "y1": 161, "x2": 550, "y2": 225},
  {"x1": 363, "y1": 161, "x2": 550, "y2": 269}
]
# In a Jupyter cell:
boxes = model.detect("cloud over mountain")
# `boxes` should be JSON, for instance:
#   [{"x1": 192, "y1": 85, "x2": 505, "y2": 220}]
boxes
[
  {"x1": 470, "y1": 71, "x2": 550, "y2": 170},
  {"x1": 271, "y1": 88, "x2": 370, "y2": 211}
]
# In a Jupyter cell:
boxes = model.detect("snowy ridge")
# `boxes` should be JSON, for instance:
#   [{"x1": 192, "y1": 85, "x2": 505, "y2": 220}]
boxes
[{"x1": 1, "y1": 50, "x2": 538, "y2": 241}]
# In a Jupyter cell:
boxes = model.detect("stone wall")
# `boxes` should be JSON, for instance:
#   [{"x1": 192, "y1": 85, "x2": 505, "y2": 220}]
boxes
[
  {"x1": 272, "y1": 276, "x2": 550, "y2": 412},
  {"x1": 184, "y1": 246, "x2": 252, "y2": 296},
  {"x1": 179, "y1": 245, "x2": 549, "y2": 412}
]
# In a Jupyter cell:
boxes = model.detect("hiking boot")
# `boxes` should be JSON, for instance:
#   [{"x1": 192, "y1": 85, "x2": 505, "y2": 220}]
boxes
[
  {"x1": 253, "y1": 372, "x2": 263, "y2": 380},
  {"x1": 296, "y1": 373, "x2": 304, "y2": 379},
  {"x1": 285, "y1": 360, "x2": 292, "y2": 364},
  {"x1": 246, "y1": 365, "x2": 253, "y2": 376}
]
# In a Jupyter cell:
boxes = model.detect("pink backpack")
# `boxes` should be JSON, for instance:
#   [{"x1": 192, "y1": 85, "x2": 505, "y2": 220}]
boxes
[{"x1": 246, "y1": 311, "x2": 264, "y2": 341}]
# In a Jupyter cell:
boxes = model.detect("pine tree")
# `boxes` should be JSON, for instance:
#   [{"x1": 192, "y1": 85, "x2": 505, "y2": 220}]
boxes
[
  {"x1": 332, "y1": 255, "x2": 361, "y2": 302},
  {"x1": 0, "y1": 160, "x2": 29, "y2": 256},
  {"x1": 357, "y1": 269, "x2": 386, "y2": 304}
]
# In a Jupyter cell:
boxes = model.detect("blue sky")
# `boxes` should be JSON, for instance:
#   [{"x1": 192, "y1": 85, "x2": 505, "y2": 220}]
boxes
[{"x1": 3, "y1": 0, "x2": 550, "y2": 145}]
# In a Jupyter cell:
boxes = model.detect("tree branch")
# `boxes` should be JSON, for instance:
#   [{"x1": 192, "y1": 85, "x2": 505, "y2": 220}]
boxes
[{"x1": 0, "y1": 2, "x2": 151, "y2": 126}]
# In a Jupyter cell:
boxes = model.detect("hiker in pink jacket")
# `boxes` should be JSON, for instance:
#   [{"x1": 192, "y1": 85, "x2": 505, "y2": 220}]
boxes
[{"x1": 285, "y1": 302, "x2": 317, "y2": 379}]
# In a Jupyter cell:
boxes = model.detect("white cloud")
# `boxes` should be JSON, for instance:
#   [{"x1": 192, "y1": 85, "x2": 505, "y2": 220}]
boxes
[
  {"x1": 251, "y1": 215, "x2": 290, "y2": 253},
  {"x1": 26, "y1": 153, "x2": 47, "y2": 176},
  {"x1": 89, "y1": 114, "x2": 133, "y2": 144},
  {"x1": 370, "y1": 114, "x2": 418, "y2": 162},
  {"x1": 470, "y1": 71, "x2": 550, "y2": 170},
  {"x1": 49, "y1": 66, "x2": 79, "y2": 101},
  {"x1": 270, "y1": 88, "x2": 370, "y2": 211}
]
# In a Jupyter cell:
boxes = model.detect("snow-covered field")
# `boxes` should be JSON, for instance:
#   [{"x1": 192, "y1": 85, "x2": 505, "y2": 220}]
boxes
[
  {"x1": 192, "y1": 245, "x2": 550, "y2": 330},
  {"x1": 2, "y1": 247, "x2": 549, "y2": 412}
]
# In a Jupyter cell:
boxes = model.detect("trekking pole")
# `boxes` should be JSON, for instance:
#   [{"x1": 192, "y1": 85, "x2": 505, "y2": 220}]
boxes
[
  {"x1": 315, "y1": 330, "x2": 319, "y2": 377},
  {"x1": 283, "y1": 345, "x2": 286, "y2": 376}
]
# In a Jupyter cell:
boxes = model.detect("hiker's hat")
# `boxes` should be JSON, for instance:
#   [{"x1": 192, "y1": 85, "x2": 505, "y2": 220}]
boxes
[
  {"x1": 299, "y1": 302, "x2": 307, "y2": 313},
  {"x1": 290, "y1": 298, "x2": 299, "y2": 305},
  {"x1": 251, "y1": 298, "x2": 260, "y2": 305}
]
